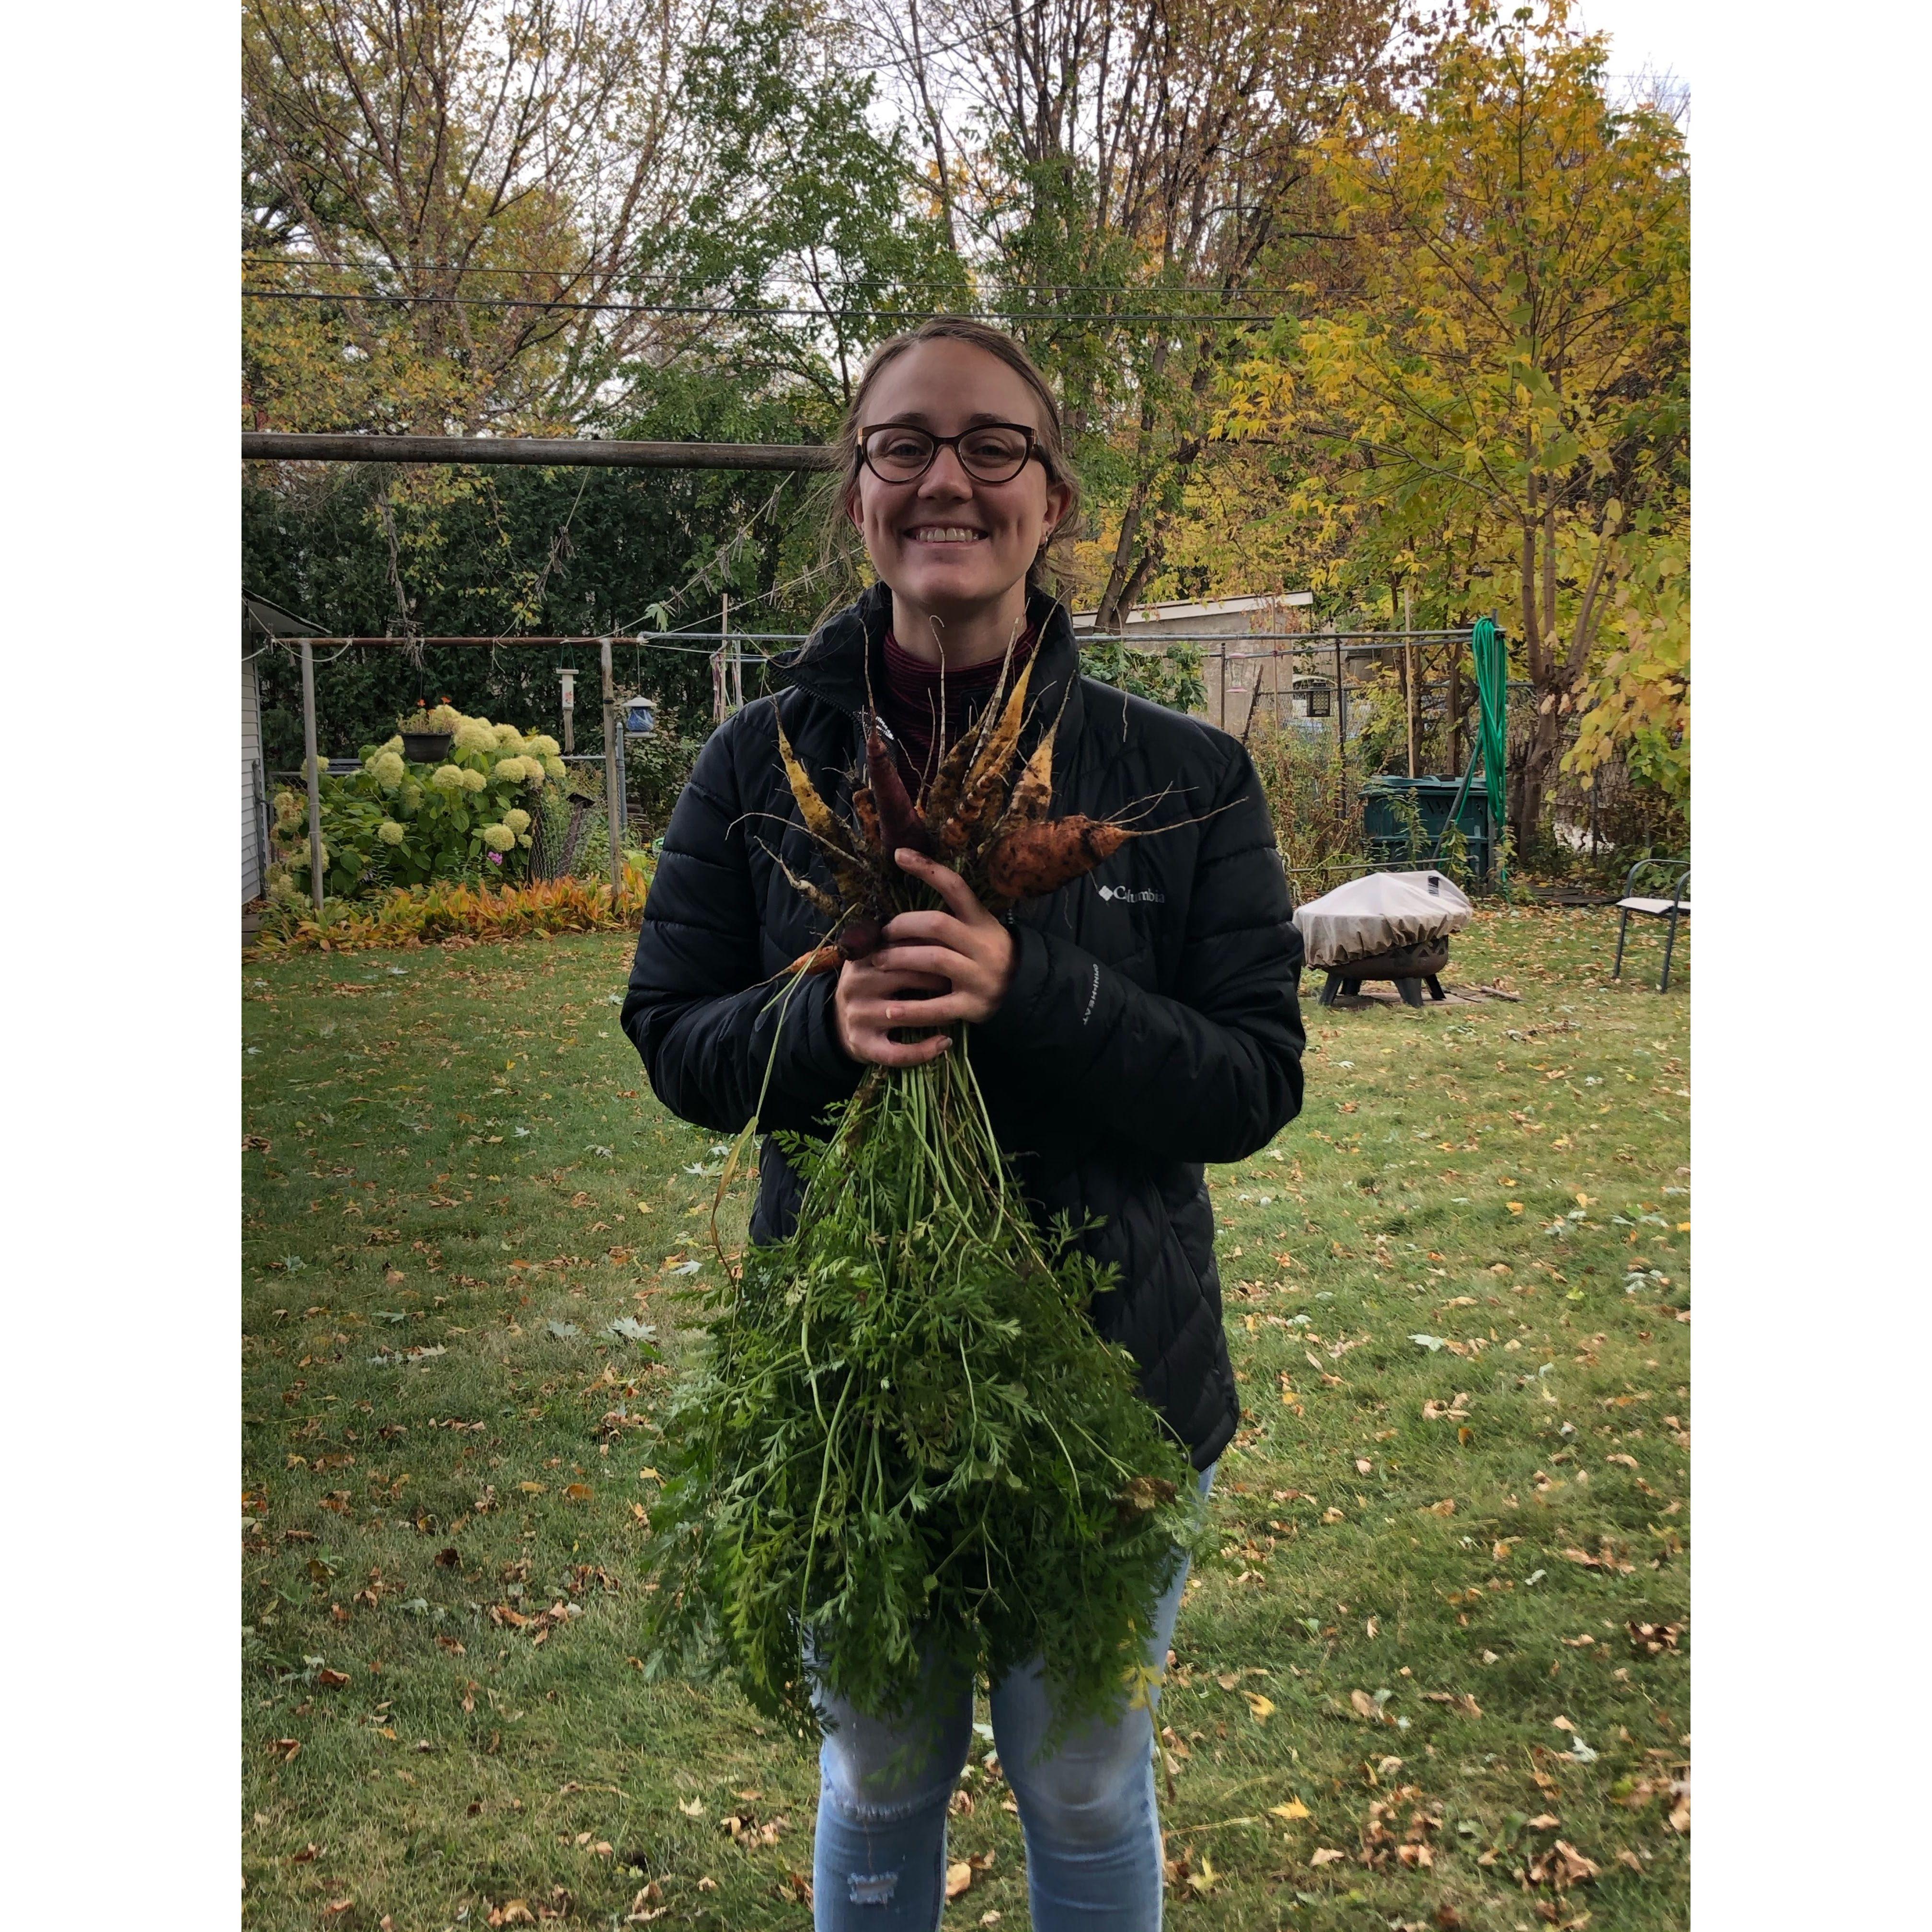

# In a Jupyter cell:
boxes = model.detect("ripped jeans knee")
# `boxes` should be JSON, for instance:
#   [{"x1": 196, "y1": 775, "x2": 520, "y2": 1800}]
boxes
[{"x1": 810, "y1": 1650, "x2": 975, "y2": 1926}]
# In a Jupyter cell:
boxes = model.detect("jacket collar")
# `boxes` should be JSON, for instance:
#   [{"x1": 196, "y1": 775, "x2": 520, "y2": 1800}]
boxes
[{"x1": 772, "y1": 583, "x2": 1085, "y2": 745}]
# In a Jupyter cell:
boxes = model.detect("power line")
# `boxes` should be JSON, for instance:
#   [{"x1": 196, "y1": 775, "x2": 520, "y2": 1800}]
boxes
[
  {"x1": 241, "y1": 254, "x2": 1322, "y2": 298},
  {"x1": 243, "y1": 433, "x2": 838, "y2": 470},
  {"x1": 242, "y1": 288, "x2": 1286, "y2": 326}
]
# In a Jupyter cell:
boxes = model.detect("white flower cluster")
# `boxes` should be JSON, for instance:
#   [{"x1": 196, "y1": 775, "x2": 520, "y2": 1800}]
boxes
[
  {"x1": 366, "y1": 749, "x2": 407, "y2": 791},
  {"x1": 481, "y1": 822, "x2": 516, "y2": 852}
]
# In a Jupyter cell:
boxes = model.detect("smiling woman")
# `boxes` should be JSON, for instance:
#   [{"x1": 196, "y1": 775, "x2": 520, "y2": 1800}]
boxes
[
  {"x1": 828, "y1": 320, "x2": 1082, "y2": 669},
  {"x1": 621, "y1": 315, "x2": 1305, "y2": 1932}
]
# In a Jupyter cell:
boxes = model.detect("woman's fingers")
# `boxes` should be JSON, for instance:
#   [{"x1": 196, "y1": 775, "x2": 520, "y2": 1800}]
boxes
[
  {"x1": 845, "y1": 959, "x2": 951, "y2": 995},
  {"x1": 878, "y1": 907, "x2": 970, "y2": 949},
  {"x1": 865, "y1": 943, "x2": 974, "y2": 989},
  {"x1": 843, "y1": 1015, "x2": 952, "y2": 1065},
  {"x1": 894, "y1": 847, "x2": 988, "y2": 924},
  {"x1": 862, "y1": 1031, "x2": 952, "y2": 1066}
]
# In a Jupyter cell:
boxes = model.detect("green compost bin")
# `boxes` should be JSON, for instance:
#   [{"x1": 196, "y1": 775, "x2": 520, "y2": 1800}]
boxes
[{"x1": 1361, "y1": 775, "x2": 1492, "y2": 884}]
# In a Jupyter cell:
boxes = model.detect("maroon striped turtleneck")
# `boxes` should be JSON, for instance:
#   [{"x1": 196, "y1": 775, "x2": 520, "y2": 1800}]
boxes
[{"x1": 878, "y1": 626, "x2": 1037, "y2": 781}]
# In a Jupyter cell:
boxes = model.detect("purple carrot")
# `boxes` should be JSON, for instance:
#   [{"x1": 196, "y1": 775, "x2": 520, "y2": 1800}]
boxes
[{"x1": 865, "y1": 723, "x2": 935, "y2": 858}]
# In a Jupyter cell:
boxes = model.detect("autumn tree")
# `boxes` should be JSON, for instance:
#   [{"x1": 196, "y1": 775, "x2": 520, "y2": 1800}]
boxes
[
  {"x1": 1243, "y1": 0, "x2": 1688, "y2": 844},
  {"x1": 242, "y1": 0, "x2": 725, "y2": 436},
  {"x1": 852, "y1": 0, "x2": 1399, "y2": 622}
]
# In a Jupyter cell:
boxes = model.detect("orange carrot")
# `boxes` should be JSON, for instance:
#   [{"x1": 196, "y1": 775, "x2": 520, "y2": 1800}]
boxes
[
  {"x1": 984, "y1": 816, "x2": 1135, "y2": 901},
  {"x1": 950, "y1": 655, "x2": 1035, "y2": 846},
  {"x1": 923, "y1": 729, "x2": 978, "y2": 846},
  {"x1": 1004, "y1": 734, "x2": 1055, "y2": 826},
  {"x1": 786, "y1": 943, "x2": 841, "y2": 977}
]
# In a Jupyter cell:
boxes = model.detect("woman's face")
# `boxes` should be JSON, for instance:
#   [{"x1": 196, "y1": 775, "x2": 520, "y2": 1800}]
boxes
[{"x1": 848, "y1": 338, "x2": 1071, "y2": 623}]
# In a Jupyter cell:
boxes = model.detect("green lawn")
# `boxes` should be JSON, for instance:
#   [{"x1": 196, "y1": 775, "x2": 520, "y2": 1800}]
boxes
[{"x1": 242, "y1": 908, "x2": 1689, "y2": 1932}]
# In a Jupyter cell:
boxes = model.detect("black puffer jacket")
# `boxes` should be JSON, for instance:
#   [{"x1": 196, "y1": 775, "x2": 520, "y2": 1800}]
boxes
[{"x1": 622, "y1": 585, "x2": 1306, "y2": 1469}]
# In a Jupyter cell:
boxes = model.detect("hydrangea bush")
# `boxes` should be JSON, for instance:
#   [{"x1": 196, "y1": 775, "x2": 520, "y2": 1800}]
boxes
[{"x1": 267, "y1": 703, "x2": 569, "y2": 902}]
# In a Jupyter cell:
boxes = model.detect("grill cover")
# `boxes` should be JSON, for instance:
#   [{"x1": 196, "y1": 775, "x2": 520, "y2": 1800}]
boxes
[{"x1": 1294, "y1": 870, "x2": 1472, "y2": 968}]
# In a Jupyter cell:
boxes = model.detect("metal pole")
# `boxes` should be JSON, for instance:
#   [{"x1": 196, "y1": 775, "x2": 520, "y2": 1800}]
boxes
[
  {"x1": 601, "y1": 635, "x2": 623, "y2": 891},
  {"x1": 1217, "y1": 639, "x2": 1227, "y2": 731},
  {"x1": 1403, "y1": 584, "x2": 1418, "y2": 777},
  {"x1": 1334, "y1": 632, "x2": 1347, "y2": 823},
  {"x1": 299, "y1": 638, "x2": 324, "y2": 914}
]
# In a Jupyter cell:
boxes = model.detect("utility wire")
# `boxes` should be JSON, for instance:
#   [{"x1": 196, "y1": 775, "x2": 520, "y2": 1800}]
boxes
[
  {"x1": 241, "y1": 255, "x2": 1338, "y2": 298},
  {"x1": 243, "y1": 288, "x2": 1287, "y2": 325}
]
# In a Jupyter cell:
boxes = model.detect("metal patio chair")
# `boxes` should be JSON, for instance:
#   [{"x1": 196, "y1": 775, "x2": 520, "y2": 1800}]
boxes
[{"x1": 1612, "y1": 859, "x2": 1690, "y2": 992}]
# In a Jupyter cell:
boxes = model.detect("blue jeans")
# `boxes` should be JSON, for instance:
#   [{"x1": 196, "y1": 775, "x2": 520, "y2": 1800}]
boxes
[{"x1": 809, "y1": 1463, "x2": 1216, "y2": 1932}]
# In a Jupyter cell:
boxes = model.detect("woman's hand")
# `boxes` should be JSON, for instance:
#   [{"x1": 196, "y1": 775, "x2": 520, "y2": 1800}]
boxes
[{"x1": 834, "y1": 848, "x2": 1017, "y2": 1066}]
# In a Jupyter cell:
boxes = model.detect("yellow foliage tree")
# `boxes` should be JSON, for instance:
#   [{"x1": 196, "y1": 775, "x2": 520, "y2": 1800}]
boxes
[{"x1": 1218, "y1": 0, "x2": 1688, "y2": 841}]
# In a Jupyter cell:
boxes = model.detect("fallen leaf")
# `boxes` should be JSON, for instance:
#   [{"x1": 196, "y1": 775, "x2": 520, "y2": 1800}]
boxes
[
  {"x1": 1246, "y1": 1692, "x2": 1276, "y2": 1721},
  {"x1": 518, "y1": 1481, "x2": 546, "y2": 1495},
  {"x1": 1309, "y1": 1846, "x2": 1346, "y2": 1866},
  {"x1": 946, "y1": 1862, "x2": 975, "y2": 1900},
  {"x1": 1270, "y1": 1798, "x2": 1311, "y2": 1820},
  {"x1": 322, "y1": 1900, "x2": 354, "y2": 1919},
  {"x1": 315, "y1": 1668, "x2": 350, "y2": 1690},
  {"x1": 1526, "y1": 1839, "x2": 1602, "y2": 1888},
  {"x1": 563, "y1": 1484, "x2": 593, "y2": 1502},
  {"x1": 679, "y1": 1799, "x2": 704, "y2": 1818},
  {"x1": 1350, "y1": 1690, "x2": 1384, "y2": 1722}
]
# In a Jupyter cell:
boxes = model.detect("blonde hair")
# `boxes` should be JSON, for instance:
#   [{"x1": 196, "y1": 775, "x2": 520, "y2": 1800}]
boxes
[{"x1": 816, "y1": 317, "x2": 1082, "y2": 616}]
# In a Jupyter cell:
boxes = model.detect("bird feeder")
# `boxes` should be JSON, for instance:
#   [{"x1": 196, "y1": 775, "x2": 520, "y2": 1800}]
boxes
[{"x1": 622, "y1": 695, "x2": 656, "y2": 736}]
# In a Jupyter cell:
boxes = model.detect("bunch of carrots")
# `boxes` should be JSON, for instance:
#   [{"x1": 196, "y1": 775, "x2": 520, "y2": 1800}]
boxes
[
  {"x1": 638, "y1": 648, "x2": 1201, "y2": 1743},
  {"x1": 777, "y1": 646, "x2": 1141, "y2": 977}
]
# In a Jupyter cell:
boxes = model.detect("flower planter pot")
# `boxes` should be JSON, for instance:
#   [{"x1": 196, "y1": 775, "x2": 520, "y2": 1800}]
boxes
[{"x1": 401, "y1": 731, "x2": 453, "y2": 762}]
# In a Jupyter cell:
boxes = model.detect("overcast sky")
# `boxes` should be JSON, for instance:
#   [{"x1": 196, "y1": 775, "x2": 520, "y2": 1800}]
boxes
[{"x1": 1572, "y1": 0, "x2": 1693, "y2": 87}]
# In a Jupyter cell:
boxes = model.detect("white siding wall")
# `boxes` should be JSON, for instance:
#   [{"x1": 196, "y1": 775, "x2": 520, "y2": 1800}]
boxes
[{"x1": 243, "y1": 655, "x2": 265, "y2": 902}]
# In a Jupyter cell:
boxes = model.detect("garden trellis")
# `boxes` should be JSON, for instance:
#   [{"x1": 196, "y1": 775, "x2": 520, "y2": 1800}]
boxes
[{"x1": 243, "y1": 434, "x2": 1509, "y2": 911}]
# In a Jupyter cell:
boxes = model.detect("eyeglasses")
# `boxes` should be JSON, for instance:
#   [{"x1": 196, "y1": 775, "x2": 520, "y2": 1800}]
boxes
[{"x1": 856, "y1": 421, "x2": 1042, "y2": 485}]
